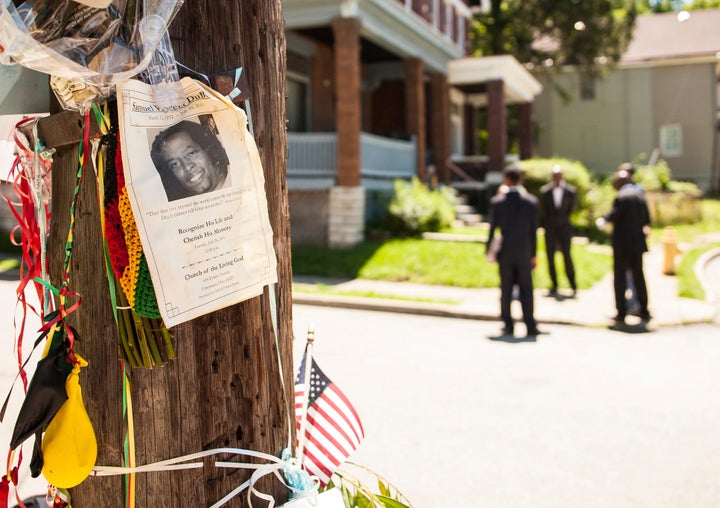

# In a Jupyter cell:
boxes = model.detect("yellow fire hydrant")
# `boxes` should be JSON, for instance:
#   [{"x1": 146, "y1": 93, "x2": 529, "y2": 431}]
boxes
[{"x1": 661, "y1": 226, "x2": 681, "y2": 275}]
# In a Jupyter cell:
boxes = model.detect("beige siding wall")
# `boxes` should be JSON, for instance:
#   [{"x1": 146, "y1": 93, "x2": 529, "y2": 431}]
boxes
[
  {"x1": 650, "y1": 63, "x2": 716, "y2": 185},
  {"x1": 534, "y1": 62, "x2": 717, "y2": 189},
  {"x1": 536, "y1": 69, "x2": 652, "y2": 174},
  {"x1": 624, "y1": 68, "x2": 654, "y2": 164}
]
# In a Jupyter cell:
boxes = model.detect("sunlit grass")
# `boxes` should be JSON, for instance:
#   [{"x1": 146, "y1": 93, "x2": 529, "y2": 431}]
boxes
[
  {"x1": 676, "y1": 243, "x2": 720, "y2": 300},
  {"x1": 649, "y1": 198, "x2": 720, "y2": 243},
  {"x1": 293, "y1": 236, "x2": 611, "y2": 290}
]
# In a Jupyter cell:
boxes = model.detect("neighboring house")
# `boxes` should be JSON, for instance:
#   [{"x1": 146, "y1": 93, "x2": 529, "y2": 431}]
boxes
[
  {"x1": 533, "y1": 9, "x2": 720, "y2": 192},
  {"x1": 283, "y1": 0, "x2": 542, "y2": 246},
  {"x1": 0, "y1": 1, "x2": 545, "y2": 247}
]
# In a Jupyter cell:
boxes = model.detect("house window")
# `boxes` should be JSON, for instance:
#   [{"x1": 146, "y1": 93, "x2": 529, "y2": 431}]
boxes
[
  {"x1": 660, "y1": 124, "x2": 683, "y2": 157},
  {"x1": 287, "y1": 75, "x2": 308, "y2": 132},
  {"x1": 579, "y1": 74, "x2": 595, "y2": 101}
]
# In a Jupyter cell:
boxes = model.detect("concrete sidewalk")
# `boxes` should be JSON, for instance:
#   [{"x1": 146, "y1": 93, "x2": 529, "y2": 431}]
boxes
[{"x1": 293, "y1": 243, "x2": 720, "y2": 329}]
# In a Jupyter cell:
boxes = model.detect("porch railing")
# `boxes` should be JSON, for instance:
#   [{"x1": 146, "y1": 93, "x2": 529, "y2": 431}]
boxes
[
  {"x1": 287, "y1": 132, "x2": 417, "y2": 190},
  {"x1": 360, "y1": 132, "x2": 416, "y2": 189}
]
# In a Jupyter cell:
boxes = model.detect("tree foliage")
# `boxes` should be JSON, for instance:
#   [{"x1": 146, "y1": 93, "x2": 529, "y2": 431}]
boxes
[{"x1": 471, "y1": 0, "x2": 638, "y2": 75}]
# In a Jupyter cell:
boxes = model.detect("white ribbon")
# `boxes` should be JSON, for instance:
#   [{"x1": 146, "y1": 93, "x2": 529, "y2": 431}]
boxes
[{"x1": 92, "y1": 447, "x2": 317, "y2": 507}]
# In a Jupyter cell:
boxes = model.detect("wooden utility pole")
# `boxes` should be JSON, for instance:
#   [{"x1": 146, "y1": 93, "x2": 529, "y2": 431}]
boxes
[{"x1": 43, "y1": 1, "x2": 292, "y2": 506}]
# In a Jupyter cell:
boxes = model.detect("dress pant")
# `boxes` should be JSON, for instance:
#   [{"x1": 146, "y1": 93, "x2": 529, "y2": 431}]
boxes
[
  {"x1": 545, "y1": 226, "x2": 576, "y2": 290},
  {"x1": 613, "y1": 251, "x2": 648, "y2": 318},
  {"x1": 499, "y1": 260, "x2": 536, "y2": 331}
]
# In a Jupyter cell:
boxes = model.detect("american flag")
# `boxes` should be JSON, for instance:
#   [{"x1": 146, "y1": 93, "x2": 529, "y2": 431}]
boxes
[{"x1": 294, "y1": 348, "x2": 365, "y2": 486}]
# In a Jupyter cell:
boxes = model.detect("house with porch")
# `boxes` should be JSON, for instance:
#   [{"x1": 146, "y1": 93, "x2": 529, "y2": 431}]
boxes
[
  {"x1": 0, "y1": 1, "x2": 546, "y2": 246},
  {"x1": 533, "y1": 9, "x2": 720, "y2": 193},
  {"x1": 282, "y1": 0, "x2": 543, "y2": 247}
]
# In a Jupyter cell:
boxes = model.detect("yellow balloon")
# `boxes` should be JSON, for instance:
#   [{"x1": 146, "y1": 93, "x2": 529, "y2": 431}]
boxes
[{"x1": 41, "y1": 354, "x2": 97, "y2": 488}]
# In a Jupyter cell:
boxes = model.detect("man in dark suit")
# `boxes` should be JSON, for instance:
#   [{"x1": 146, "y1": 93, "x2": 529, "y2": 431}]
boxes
[
  {"x1": 487, "y1": 165, "x2": 541, "y2": 337},
  {"x1": 539, "y1": 165, "x2": 577, "y2": 296},
  {"x1": 597, "y1": 169, "x2": 652, "y2": 324}
]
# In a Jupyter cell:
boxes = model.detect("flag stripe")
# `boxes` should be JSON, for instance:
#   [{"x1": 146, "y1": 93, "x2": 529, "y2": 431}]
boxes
[
  {"x1": 302, "y1": 447, "x2": 332, "y2": 485},
  {"x1": 303, "y1": 430, "x2": 343, "y2": 469},
  {"x1": 304, "y1": 413, "x2": 353, "y2": 460},
  {"x1": 323, "y1": 385, "x2": 365, "y2": 442},
  {"x1": 294, "y1": 351, "x2": 364, "y2": 486},
  {"x1": 308, "y1": 398, "x2": 359, "y2": 451}
]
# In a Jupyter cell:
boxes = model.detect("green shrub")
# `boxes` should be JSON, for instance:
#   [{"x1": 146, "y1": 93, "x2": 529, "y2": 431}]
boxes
[
  {"x1": 519, "y1": 157, "x2": 594, "y2": 229},
  {"x1": 385, "y1": 178, "x2": 457, "y2": 236},
  {"x1": 633, "y1": 160, "x2": 703, "y2": 225},
  {"x1": 581, "y1": 177, "x2": 615, "y2": 242},
  {"x1": 634, "y1": 160, "x2": 672, "y2": 191}
]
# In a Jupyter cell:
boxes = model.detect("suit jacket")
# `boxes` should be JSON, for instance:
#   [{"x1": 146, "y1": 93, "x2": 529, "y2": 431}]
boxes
[
  {"x1": 605, "y1": 184, "x2": 650, "y2": 255},
  {"x1": 487, "y1": 189, "x2": 538, "y2": 265},
  {"x1": 539, "y1": 181, "x2": 577, "y2": 229}
]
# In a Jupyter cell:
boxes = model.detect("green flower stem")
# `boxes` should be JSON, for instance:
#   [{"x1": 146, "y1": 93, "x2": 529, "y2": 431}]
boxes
[{"x1": 141, "y1": 316, "x2": 164, "y2": 365}]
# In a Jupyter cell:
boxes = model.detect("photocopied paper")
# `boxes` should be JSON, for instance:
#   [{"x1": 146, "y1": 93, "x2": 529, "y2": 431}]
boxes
[{"x1": 116, "y1": 77, "x2": 277, "y2": 327}]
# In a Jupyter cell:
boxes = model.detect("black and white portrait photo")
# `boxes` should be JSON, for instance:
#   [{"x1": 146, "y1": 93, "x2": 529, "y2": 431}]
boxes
[{"x1": 149, "y1": 116, "x2": 231, "y2": 201}]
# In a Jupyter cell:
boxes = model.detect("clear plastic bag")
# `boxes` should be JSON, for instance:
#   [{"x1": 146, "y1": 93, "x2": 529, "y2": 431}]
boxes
[{"x1": 0, "y1": 0, "x2": 184, "y2": 111}]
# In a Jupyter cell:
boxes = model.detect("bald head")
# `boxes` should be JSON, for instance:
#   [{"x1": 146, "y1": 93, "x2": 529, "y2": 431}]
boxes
[
  {"x1": 552, "y1": 164, "x2": 563, "y2": 185},
  {"x1": 617, "y1": 162, "x2": 635, "y2": 176},
  {"x1": 613, "y1": 170, "x2": 631, "y2": 190}
]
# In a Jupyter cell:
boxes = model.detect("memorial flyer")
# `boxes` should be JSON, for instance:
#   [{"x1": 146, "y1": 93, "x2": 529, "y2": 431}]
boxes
[{"x1": 116, "y1": 77, "x2": 277, "y2": 327}]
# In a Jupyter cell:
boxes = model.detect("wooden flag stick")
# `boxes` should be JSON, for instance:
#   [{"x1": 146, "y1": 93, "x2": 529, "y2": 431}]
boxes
[{"x1": 295, "y1": 324, "x2": 315, "y2": 464}]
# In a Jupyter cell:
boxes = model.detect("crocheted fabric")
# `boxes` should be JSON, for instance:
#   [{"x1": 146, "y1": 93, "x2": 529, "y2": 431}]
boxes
[{"x1": 104, "y1": 131, "x2": 160, "y2": 319}]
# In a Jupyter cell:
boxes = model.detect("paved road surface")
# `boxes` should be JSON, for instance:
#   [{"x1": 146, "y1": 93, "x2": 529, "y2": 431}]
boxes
[
  {"x1": 292, "y1": 304, "x2": 720, "y2": 508},
  {"x1": 3, "y1": 279, "x2": 719, "y2": 507}
]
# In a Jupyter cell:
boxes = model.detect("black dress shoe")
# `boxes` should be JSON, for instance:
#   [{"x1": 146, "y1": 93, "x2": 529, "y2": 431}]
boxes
[
  {"x1": 502, "y1": 327, "x2": 514, "y2": 336},
  {"x1": 525, "y1": 328, "x2": 545, "y2": 337}
]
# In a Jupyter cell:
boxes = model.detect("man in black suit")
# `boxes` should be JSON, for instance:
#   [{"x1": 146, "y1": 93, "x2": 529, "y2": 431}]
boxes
[
  {"x1": 597, "y1": 169, "x2": 652, "y2": 324},
  {"x1": 487, "y1": 165, "x2": 541, "y2": 337},
  {"x1": 539, "y1": 165, "x2": 577, "y2": 296}
]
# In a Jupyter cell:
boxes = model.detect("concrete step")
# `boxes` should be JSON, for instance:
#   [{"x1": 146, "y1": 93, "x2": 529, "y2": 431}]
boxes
[{"x1": 457, "y1": 213, "x2": 483, "y2": 225}]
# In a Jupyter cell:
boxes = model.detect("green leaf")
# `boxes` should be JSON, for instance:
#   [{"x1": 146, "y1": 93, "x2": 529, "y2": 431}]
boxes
[
  {"x1": 355, "y1": 491, "x2": 373, "y2": 508},
  {"x1": 377, "y1": 478, "x2": 391, "y2": 497},
  {"x1": 376, "y1": 495, "x2": 411, "y2": 508},
  {"x1": 341, "y1": 483, "x2": 353, "y2": 507}
]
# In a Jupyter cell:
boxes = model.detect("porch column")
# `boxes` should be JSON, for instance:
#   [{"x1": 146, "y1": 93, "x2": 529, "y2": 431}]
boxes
[
  {"x1": 332, "y1": 17, "x2": 362, "y2": 187},
  {"x1": 518, "y1": 102, "x2": 533, "y2": 160},
  {"x1": 430, "y1": 72, "x2": 451, "y2": 184},
  {"x1": 330, "y1": 17, "x2": 365, "y2": 247},
  {"x1": 404, "y1": 58, "x2": 426, "y2": 181},
  {"x1": 486, "y1": 79, "x2": 506, "y2": 173}
]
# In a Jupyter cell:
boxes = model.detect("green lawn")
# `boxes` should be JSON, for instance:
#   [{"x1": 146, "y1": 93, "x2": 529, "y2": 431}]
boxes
[
  {"x1": 651, "y1": 198, "x2": 720, "y2": 300},
  {"x1": 293, "y1": 236, "x2": 612, "y2": 290},
  {"x1": 293, "y1": 198, "x2": 720, "y2": 296},
  {"x1": 649, "y1": 199, "x2": 720, "y2": 243}
]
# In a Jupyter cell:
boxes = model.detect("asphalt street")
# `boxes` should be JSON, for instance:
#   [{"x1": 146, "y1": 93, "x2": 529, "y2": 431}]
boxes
[
  {"x1": 2, "y1": 279, "x2": 719, "y2": 507},
  {"x1": 292, "y1": 304, "x2": 720, "y2": 508}
]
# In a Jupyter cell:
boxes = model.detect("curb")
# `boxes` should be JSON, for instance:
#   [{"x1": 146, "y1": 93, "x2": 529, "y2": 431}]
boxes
[
  {"x1": 291, "y1": 292, "x2": 676, "y2": 328},
  {"x1": 292, "y1": 291, "x2": 716, "y2": 328},
  {"x1": 695, "y1": 246, "x2": 720, "y2": 304},
  {"x1": 292, "y1": 293, "x2": 499, "y2": 322}
]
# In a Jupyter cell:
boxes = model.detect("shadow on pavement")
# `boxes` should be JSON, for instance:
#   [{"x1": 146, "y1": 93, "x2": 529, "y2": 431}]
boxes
[
  {"x1": 487, "y1": 333, "x2": 538, "y2": 344},
  {"x1": 608, "y1": 322, "x2": 652, "y2": 334}
]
